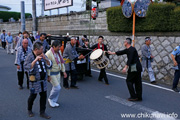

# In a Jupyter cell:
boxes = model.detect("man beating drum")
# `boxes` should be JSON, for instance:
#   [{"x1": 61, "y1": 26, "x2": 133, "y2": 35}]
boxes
[{"x1": 91, "y1": 36, "x2": 109, "y2": 85}]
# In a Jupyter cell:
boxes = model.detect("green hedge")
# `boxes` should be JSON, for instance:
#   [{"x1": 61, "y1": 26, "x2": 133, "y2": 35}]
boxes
[
  {"x1": 172, "y1": 7, "x2": 180, "y2": 31},
  {"x1": 0, "y1": 11, "x2": 32, "y2": 22},
  {"x1": 107, "y1": 3, "x2": 180, "y2": 32},
  {"x1": 107, "y1": 6, "x2": 132, "y2": 32}
]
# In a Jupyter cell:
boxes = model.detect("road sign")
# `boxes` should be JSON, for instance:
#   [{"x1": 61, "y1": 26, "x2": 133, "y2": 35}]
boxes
[
  {"x1": 122, "y1": 0, "x2": 152, "y2": 47},
  {"x1": 134, "y1": 0, "x2": 151, "y2": 17},
  {"x1": 122, "y1": 0, "x2": 133, "y2": 18},
  {"x1": 44, "y1": 0, "x2": 73, "y2": 11}
]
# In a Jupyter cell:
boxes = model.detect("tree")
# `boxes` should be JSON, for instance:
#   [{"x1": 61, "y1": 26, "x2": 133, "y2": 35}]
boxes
[
  {"x1": 163, "y1": 0, "x2": 180, "y2": 5},
  {"x1": 86, "y1": 0, "x2": 92, "y2": 10}
]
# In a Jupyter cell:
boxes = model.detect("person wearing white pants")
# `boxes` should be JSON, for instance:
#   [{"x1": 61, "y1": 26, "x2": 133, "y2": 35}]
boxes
[
  {"x1": 49, "y1": 85, "x2": 61, "y2": 103},
  {"x1": 46, "y1": 40, "x2": 67, "y2": 108},
  {"x1": 141, "y1": 37, "x2": 156, "y2": 84},
  {"x1": 142, "y1": 67, "x2": 155, "y2": 82},
  {"x1": 48, "y1": 74, "x2": 61, "y2": 107},
  {"x1": 6, "y1": 32, "x2": 14, "y2": 54},
  {"x1": 7, "y1": 43, "x2": 14, "y2": 54}
]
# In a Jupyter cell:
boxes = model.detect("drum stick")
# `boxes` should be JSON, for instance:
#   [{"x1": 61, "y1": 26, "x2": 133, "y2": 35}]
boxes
[
  {"x1": 84, "y1": 50, "x2": 94, "y2": 57},
  {"x1": 77, "y1": 47, "x2": 94, "y2": 51}
]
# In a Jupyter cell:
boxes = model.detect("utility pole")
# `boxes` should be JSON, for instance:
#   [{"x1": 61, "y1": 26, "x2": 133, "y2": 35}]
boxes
[
  {"x1": 49, "y1": 10, "x2": 52, "y2": 16},
  {"x1": 57, "y1": 8, "x2": 60, "y2": 15},
  {"x1": 41, "y1": 0, "x2": 44, "y2": 16},
  {"x1": 21, "y1": 1, "x2": 25, "y2": 32},
  {"x1": 88, "y1": 0, "x2": 92, "y2": 41},
  {"x1": 67, "y1": 7, "x2": 69, "y2": 20},
  {"x1": 32, "y1": 0, "x2": 37, "y2": 37}
]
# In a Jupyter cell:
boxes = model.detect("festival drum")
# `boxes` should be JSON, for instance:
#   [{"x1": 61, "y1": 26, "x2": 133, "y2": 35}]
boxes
[{"x1": 90, "y1": 49, "x2": 109, "y2": 69}]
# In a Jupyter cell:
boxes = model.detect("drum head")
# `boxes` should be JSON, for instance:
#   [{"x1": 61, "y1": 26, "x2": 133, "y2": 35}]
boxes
[{"x1": 90, "y1": 49, "x2": 103, "y2": 60}]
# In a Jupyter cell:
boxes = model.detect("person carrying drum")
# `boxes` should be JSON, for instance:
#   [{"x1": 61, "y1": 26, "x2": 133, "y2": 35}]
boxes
[
  {"x1": 91, "y1": 36, "x2": 109, "y2": 85},
  {"x1": 108, "y1": 38, "x2": 142, "y2": 101},
  {"x1": 82, "y1": 39, "x2": 92, "y2": 77},
  {"x1": 63, "y1": 37, "x2": 85, "y2": 89}
]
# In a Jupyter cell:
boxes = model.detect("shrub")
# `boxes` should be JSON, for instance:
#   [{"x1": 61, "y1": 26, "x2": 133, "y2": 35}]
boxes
[
  {"x1": 106, "y1": 3, "x2": 179, "y2": 32},
  {"x1": 0, "y1": 11, "x2": 32, "y2": 22},
  {"x1": 172, "y1": 6, "x2": 180, "y2": 31}
]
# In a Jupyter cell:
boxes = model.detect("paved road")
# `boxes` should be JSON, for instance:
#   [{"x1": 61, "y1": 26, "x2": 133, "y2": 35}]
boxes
[{"x1": 0, "y1": 48, "x2": 180, "y2": 120}]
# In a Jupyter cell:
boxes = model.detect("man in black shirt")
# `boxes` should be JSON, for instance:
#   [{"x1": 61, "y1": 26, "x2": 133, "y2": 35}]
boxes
[
  {"x1": 108, "y1": 38, "x2": 142, "y2": 101},
  {"x1": 91, "y1": 36, "x2": 109, "y2": 85}
]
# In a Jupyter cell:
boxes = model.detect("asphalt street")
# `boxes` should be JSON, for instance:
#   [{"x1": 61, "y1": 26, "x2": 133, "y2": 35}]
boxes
[{"x1": 0, "y1": 48, "x2": 180, "y2": 120}]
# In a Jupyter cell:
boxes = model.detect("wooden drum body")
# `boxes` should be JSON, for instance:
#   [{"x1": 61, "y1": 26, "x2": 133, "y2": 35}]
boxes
[{"x1": 90, "y1": 49, "x2": 109, "y2": 69}]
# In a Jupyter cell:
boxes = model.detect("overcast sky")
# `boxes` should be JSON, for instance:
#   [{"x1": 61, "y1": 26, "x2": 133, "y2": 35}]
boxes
[{"x1": 0, "y1": 0, "x2": 89, "y2": 16}]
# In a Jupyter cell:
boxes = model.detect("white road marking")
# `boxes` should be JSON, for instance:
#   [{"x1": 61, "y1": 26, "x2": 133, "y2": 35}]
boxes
[
  {"x1": 92, "y1": 69, "x2": 178, "y2": 119},
  {"x1": 105, "y1": 95, "x2": 177, "y2": 120},
  {"x1": 105, "y1": 95, "x2": 135, "y2": 107},
  {"x1": 91, "y1": 69, "x2": 177, "y2": 93}
]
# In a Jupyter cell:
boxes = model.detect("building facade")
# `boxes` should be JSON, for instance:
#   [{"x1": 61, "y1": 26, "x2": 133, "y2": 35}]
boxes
[
  {"x1": 0, "y1": 5, "x2": 11, "y2": 11},
  {"x1": 99, "y1": 0, "x2": 120, "y2": 8}
]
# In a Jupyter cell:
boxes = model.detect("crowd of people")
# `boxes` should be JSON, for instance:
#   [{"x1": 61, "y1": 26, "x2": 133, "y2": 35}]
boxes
[{"x1": 0, "y1": 29, "x2": 180, "y2": 119}]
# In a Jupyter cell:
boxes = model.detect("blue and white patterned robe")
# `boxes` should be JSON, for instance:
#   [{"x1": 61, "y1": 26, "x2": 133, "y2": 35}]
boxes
[
  {"x1": 141, "y1": 44, "x2": 152, "y2": 68},
  {"x1": 63, "y1": 43, "x2": 79, "y2": 71},
  {"x1": 15, "y1": 37, "x2": 33, "y2": 51},
  {"x1": 24, "y1": 52, "x2": 52, "y2": 93},
  {"x1": 14, "y1": 46, "x2": 32, "y2": 72}
]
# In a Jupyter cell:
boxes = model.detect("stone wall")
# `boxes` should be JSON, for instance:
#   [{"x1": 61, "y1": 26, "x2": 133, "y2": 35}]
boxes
[
  {"x1": 89, "y1": 35, "x2": 180, "y2": 85},
  {"x1": 0, "y1": 20, "x2": 32, "y2": 34},
  {"x1": 0, "y1": 11, "x2": 107, "y2": 35}
]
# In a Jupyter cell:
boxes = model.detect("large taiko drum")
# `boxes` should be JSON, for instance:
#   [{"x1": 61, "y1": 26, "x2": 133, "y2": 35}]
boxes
[{"x1": 90, "y1": 49, "x2": 109, "y2": 69}]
